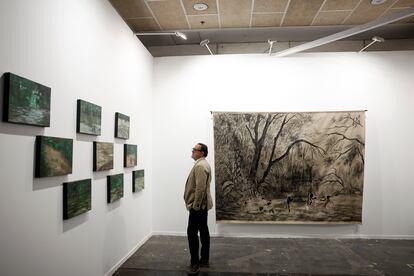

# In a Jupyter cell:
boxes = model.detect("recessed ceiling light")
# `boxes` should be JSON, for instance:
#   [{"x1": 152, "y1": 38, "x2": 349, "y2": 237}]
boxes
[
  {"x1": 371, "y1": 0, "x2": 386, "y2": 5},
  {"x1": 193, "y1": 3, "x2": 208, "y2": 11}
]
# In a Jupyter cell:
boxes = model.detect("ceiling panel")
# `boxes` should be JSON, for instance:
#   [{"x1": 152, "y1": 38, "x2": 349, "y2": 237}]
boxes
[
  {"x1": 253, "y1": 0, "x2": 289, "y2": 13},
  {"x1": 393, "y1": 0, "x2": 414, "y2": 8},
  {"x1": 321, "y1": 0, "x2": 360, "y2": 11},
  {"x1": 182, "y1": 0, "x2": 218, "y2": 15},
  {"x1": 127, "y1": 18, "x2": 161, "y2": 31},
  {"x1": 219, "y1": 0, "x2": 252, "y2": 27},
  {"x1": 252, "y1": 13, "x2": 284, "y2": 27},
  {"x1": 188, "y1": 14, "x2": 220, "y2": 29},
  {"x1": 147, "y1": 0, "x2": 189, "y2": 30},
  {"x1": 109, "y1": 0, "x2": 152, "y2": 18},
  {"x1": 344, "y1": 0, "x2": 395, "y2": 25},
  {"x1": 313, "y1": 11, "x2": 351, "y2": 25},
  {"x1": 282, "y1": 0, "x2": 324, "y2": 26}
]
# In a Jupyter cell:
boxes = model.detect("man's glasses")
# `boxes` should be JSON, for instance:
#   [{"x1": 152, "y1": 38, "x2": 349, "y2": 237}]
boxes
[{"x1": 192, "y1": 148, "x2": 202, "y2": 152}]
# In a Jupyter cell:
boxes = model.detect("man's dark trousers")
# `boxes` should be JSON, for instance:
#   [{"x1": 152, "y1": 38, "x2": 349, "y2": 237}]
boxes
[{"x1": 187, "y1": 208, "x2": 210, "y2": 265}]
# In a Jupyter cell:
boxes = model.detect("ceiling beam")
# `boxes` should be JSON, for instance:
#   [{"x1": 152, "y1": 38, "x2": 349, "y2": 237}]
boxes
[{"x1": 273, "y1": 7, "x2": 414, "y2": 57}]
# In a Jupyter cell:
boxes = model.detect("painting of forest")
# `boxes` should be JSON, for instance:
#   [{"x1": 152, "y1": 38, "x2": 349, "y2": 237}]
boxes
[
  {"x1": 213, "y1": 111, "x2": 365, "y2": 224},
  {"x1": 77, "y1": 99, "x2": 101, "y2": 135},
  {"x1": 133, "y1": 170, "x2": 144, "y2": 192},
  {"x1": 35, "y1": 136, "x2": 73, "y2": 177},
  {"x1": 124, "y1": 144, "x2": 137, "y2": 168},
  {"x1": 3, "y1": 72, "x2": 51, "y2": 126},
  {"x1": 93, "y1": 142, "x2": 113, "y2": 171},
  {"x1": 63, "y1": 179, "x2": 91, "y2": 220},
  {"x1": 115, "y1": 112, "x2": 130, "y2": 139},
  {"x1": 107, "y1": 174, "x2": 124, "y2": 203}
]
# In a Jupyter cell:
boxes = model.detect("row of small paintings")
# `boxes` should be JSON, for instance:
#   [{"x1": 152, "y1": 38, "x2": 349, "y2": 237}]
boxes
[
  {"x1": 3, "y1": 72, "x2": 130, "y2": 139},
  {"x1": 63, "y1": 171, "x2": 144, "y2": 220},
  {"x1": 35, "y1": 135, "x2": 137, "y2": 178}
]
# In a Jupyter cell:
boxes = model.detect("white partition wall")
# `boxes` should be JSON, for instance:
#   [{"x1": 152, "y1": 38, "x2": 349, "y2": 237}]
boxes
[
  {"x1": 0, "y1": 1, "x2": 153, "y2": 276},
  {"x1": 152, "y1": 52, "x2": 414, "y2": 239}
]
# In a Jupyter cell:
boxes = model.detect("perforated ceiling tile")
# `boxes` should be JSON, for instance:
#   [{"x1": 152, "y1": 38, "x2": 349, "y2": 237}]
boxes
[
  {"x1": 110, "y1": 0, "x2": 152, "y2": 18},
  {"x1": 219, "y1": 0, "x2": 252, "y2": 27},
  {"x1": 312, "y1": 11, "x2": 351, "y2": 25},
  {"x1": 282, "y1": 0, "x2": 324, "y2": 26},
  {"x1": 252, "y1": 13, "x2": 284, "y2": 27},
  {"x1": 147, "y1": 0, "x2": 189, "y2": 30},
  {"x1": 127, "y1": 18, "x2": 160, "y2": 31},
  {"x1": 188, "y1": 14, "x2": 220, "y2": 29},
  {"x1": 321, "y1": 0, "x2": 360, "y2": 11},
  {"x1": 253, "y1": 0, "x2": 289, "y2": 13},
  {"x1": 344, "y1": 0, "x2": 395, "y2": 25}
]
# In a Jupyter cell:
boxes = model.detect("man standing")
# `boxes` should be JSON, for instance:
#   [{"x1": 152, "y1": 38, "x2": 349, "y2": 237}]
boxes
[{"x1": 184, "y1": 143, "x2": 213, "y2": 275}]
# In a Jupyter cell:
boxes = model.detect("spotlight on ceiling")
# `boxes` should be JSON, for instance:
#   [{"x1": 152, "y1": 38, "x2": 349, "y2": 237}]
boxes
[
  {"x1": 134, "y1": 31, "x2": 187, "y2": 40},
  {"x1": 359, "y1": 36, "x2": 385, "y2": 53},
  {"x1": 193, "y1": 3, "x2": 208, "y2": 11},
  {"x1": 371, "y1": 0, "x2": 387, "y2": 5}
]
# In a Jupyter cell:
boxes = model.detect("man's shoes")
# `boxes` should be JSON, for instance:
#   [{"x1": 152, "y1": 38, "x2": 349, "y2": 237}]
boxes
[
  {"x1": 188, "y1": 264, "x2": 200, "y2": 275},
  {"x1": 199, "y1": 259, "x2": 209, "y2": 267}
]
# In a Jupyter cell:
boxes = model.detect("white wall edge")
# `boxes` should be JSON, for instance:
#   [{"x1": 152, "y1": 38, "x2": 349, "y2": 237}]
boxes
[
  {"x1": 105, "y1": 233, "x2": 153, "y2": 276},
  {"x1": 151, "y1": 231, "x2": 414, "y2": 240}
]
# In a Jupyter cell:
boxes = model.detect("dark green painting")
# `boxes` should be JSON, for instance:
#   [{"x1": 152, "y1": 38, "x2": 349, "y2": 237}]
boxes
[
  {"x1": 77, "y1": 99, "x2": 101, "y2": 135},
  {"x1": 115, "y1": 112, "x2": 130, "y2": 139},
  {"x1": 133, "y1": 170, "x2": 144, "y2": 192},
  {"x1": 93, "y1": 142, "x2": 113, "y2": 171},
  {"x1": 63, "y1": 179, "x2": 91, "y2": 220},
  {"x1": 124, "y1": 144, "x2": 137, "y2": 168},
  {"x1": 3, "y1": 72, "x2": 51, "y2": 126},
  {"x1": 107, "y1": 173, "x2": 123, "y2": 203},
  {"x1": 35, "y1": 136, "x2": 73, "y2": 177}
]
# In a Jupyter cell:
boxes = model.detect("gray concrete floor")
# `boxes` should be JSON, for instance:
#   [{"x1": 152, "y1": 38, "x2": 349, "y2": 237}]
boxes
[{"x1": 114, "y1": 235, "x2": 414, "y2": 276}]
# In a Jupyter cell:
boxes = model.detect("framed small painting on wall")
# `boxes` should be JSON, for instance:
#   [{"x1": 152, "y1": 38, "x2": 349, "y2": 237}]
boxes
[
  {"x1": 3, "y1": 72, "x2": 51, "y2": 127},
  {"x1": 35, "y1": 135, "x2": 73, "y2": 177},
  {"x1": 107, "y1": 173, "x2": 124, "y2": 203},
  {"x1": 63, "y1": 179, "x2": 92, "y2": 220},
  {"x1": 124, "y1": 144, "x2": 137, "y2": 168},
  {"x1": 115, "y1": 112, "x2": 130, "y2": 139},
  {"x1": 133, "y1": 170, "x2": 144, "y2": 192},
  {"x1": 93, "y1": 142, "x2": 113, "y2": 171},
  {"x1": 76, "y1": 99, "x2": 101, "y2": 135}
]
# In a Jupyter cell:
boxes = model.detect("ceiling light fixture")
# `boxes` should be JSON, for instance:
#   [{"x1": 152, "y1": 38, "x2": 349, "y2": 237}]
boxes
[
  {"x1": 358, "y1": 36, "x2": 385, "y2": 53},
  {"x1": 193, "y1": 3, "x2": 208, "y2": 11},
  {"x1": 371, "y1": 0, "x2": 387, "y2": 5},
  {"x1": 134, "y1": 31, "x2": 187, "y2": 40},
  {"x1": 200, "y1": 39, "x2": 213, "y2": 55}
]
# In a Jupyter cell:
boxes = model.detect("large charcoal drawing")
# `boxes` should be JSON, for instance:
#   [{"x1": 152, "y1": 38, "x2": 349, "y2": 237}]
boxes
[{"x1": 213, "y1": 111, "x2": 365, "y2": 224}]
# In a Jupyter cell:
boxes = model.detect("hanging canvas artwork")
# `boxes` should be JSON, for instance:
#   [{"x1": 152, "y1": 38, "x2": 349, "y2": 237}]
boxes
[
  {"x1": 63, "y1": 179, "x2": 92, "y2": 220},
  {"x1": 124, "y1": 144, "x2": 137, "y2": 168},
  {"x1": 213, "y1": 111, "x2": 366, "y2": 224},
  {"x1": 107, "y1": 173, "x2": 124, "y2": 203},
  {"x1": 35, "y1": 135, "x2": 73, "y2": 177},
  {"x1": 3, "y1": 72, "x2": 51, "y2": 126},
  {"x1": 115, "y1": 112, "x2": 130, "y2": 139},
  {"x1": 76, "y1": 99, "x2": 101, "y2": 135},
  {"x1": 93, "y1": 142, "x2": 113, "y2": 171},
  {"x1": 132, "y1": 170, "x2": 144, "y2": 192}
]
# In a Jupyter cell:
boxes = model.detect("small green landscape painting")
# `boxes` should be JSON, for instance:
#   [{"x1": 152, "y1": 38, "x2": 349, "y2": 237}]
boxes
[
  {"x1": 35, "y1": 136, "x2": 73, "y2": 177},
  {"x1": 77, "y1": 99, "x2": 101, "y2": 135},
  {"x1": 63, "y1": 179, "x2": 91, "y2": 220},
  {"x1": 124, "y1": 144, "x2": 137, "y2": 168},
  {"x1": 3, "y1": 72, "x2": 51, "y2": 126},
  {"x1": 133, "y1": 170, "x2": 144, "y2": 192},
  {"x1": 93, "y1": 142, "x2": 113, "y2": 171},
  {"x1": 115, "y1": 112, "x2": 130, "y2": 139},
  {"x1": 107, "y1": 173, "x2": 124, "y2": 203}
]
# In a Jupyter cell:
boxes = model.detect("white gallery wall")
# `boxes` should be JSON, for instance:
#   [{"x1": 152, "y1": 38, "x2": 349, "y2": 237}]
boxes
[
  {"x1": 0, "y1": 1, "x2": 153, "y2": 276},
  {"x1": 152, "y1": 51, "x2": 414, "y2": 239}
]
